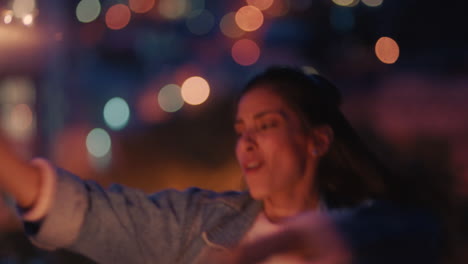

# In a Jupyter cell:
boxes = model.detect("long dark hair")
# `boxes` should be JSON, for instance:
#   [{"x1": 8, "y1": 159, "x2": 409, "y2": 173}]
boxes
[{"x1": 237, "y1": 66, "x2": 392, "y2": 208}]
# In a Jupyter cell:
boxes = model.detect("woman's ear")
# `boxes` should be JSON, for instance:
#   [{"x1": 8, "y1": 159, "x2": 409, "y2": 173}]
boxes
[{"x1": 308, "y1": 125, "x2": 334, "y2": 157}]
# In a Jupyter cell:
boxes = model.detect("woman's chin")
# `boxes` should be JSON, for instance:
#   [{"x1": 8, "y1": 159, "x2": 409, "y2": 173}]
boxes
[{"x1": 248, "y1": 188, "x2": 270, "y2": 200}]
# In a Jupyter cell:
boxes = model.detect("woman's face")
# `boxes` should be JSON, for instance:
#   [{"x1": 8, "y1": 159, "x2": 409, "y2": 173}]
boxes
[{"x1": 235, "y1": 86, "x2": 318, "y2": 200}]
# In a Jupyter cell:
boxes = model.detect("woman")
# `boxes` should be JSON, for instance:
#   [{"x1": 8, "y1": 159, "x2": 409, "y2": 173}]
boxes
[{"x1": 0, "y1": 66, "x2": 441, "y2": 263}]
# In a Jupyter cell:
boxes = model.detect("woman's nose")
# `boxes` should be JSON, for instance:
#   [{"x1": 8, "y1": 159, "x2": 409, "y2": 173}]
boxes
[{"x1": 240, "y1": 131, "x2": 257, "y2": 152}]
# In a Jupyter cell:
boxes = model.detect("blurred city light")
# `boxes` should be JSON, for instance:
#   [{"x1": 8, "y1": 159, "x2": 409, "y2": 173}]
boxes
[
  {"x1": 348, "y1": 0, "x2": 360, "y2": 7},
  {"x1": 235, "y1": 5, "x2": 264, "y2": 32},
  {"x1": 362, "y1": 0, "x2": 383, "y2": 7},
  {"x1": 129, "y1": 0, "x2": 155, "y2": 14},
  {"x1": 12, "y1": 0, "x2": 35, "y2": 18},
  {"x1": 158, "y1": 84, "x2": 184, "y2": 112},
  {"x1": 219, "y1": 12, "x2": 245, "y2": 38},
  {"x1": 86, "y1": 128, "x2": 111, "y2": 158},
  {"x1": 8, "y1": 104, "x2": 34, "y2": 137},
  {"x1": 76, "y1": 0, "x2": 101, "y2": 23},
  {"x1": 332, "y1": 0, "x2": 354, "y2": 7},
  {"x1": 186, "y1": 9, "x2": 215, "y2": 35},
  {"x1": 246, "y1": 0, "x2": 274, "y2": 11},
  {"x1": 105, "y1": 4, "x2": 131, "y2": 30},
  {"x1": 231, "y1": 38, "x2": 260, "y2": 66},
  {"x1": 181, "y1": 76, "x2": 210, "y2": 105},
  {"x1": 159, "y1": 0, "x2": 188, "y2": 20},
  {"x1": 375, "y1": 36, "x2": 399, "y2": 64},
  {"x1": 3, "y1": 11, "x2": 13, "y2": 24},
  {"x1": 302, "y1": 65, "x2": 319, "y2": 75},
  {"x1": 103, "y1": 97, "x2": 130, "y2": 130},
  {"x1": 22, "y1": 14, "x2": 33, "y2": 26},
  {"x1": 0, "y1": 77, "x2": 36, "y2": 142}
]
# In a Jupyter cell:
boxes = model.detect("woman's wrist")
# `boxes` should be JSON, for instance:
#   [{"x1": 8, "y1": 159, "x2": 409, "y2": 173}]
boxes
[{"x1": 19, "y1": 158, "x2": 57, "y2": 221}]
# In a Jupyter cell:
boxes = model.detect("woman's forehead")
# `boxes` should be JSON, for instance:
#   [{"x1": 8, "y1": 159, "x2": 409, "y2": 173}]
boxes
[{"x1": 237, "y1": 86, "x2": 288, "y2": 114}]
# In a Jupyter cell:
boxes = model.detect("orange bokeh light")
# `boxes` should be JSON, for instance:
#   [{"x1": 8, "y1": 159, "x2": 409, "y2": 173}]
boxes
[
  {"x1": 375, "y1": 36, "x2": 400, "y2": 64},
  {"x1": 129, "y1": 0, "x2": 155, "y2": 13},
  {"x1": 105, "y1": 4, "x2": 131, "y2": 30},
  {"x1": 235, "y1": 5, "x2": 264, "y2": 32},
  {"x1": 231, "y1": 39, "x2": 260, "y2": 66},
  {"x1": 220, "y1": 12, "x2": 245, "y2": 38},
  {"x1": 181, "y1": 76, "x2": 210, "y2": 105},
  {"x1": 247, "y1": 0, "x2": 274, "y2": 10}
]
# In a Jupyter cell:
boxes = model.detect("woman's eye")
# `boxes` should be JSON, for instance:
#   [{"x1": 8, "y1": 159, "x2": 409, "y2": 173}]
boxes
[
  {"x1": 234, "y1": 127, "x2": 245, "y2": 137},
  {"x1": 258, "y1": 120, "x2": 277, "y2": 131}
]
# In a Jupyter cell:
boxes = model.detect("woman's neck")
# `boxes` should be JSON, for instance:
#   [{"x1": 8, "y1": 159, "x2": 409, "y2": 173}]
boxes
[{"x1": 262, "y1": 188, "x2": 320, "y2": 223}]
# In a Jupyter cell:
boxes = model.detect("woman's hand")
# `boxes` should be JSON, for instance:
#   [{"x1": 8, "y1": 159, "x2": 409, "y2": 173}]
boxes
[
  {"x1": 0, "y1": 134, "x2": 41, "y2": 209},
  {"x1": 229, "y1": 212, "x2": 351, "y2": 264}
]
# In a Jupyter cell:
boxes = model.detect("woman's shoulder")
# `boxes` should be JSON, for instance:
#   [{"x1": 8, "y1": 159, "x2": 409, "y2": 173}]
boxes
[{"x1": 148, "y1": 187, "x2": 257, "y2": 211}]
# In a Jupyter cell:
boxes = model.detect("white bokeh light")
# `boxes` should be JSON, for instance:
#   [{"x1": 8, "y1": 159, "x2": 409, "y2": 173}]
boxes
[
  {"x1": 86, "y1": 128, "x2": 112, "y2": 158},
  {"x1": 158, "y1": 84, "x2": 184, "y2": 112},
  {"x1": 103, "y1": 97, "x2": 130, "y2": 130}
]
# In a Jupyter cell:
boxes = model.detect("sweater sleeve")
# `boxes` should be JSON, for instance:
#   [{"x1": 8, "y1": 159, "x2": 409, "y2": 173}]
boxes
[{"x1": 20, "y1": 163, "x2": 208, "y2": 264}]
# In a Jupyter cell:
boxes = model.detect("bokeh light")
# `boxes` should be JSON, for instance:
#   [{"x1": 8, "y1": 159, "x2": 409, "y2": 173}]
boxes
[
  {"x1": 220, "y1": 12, "x2": 245, "y2": 38},
  {"x1": 86, "y1": 128, "x2": 111, "y2": 158},
  {"x1": 7, "y1": 104, "x2": 34, "y2": 140},
  {"x1": 231, "y1": 39, "x2": 260, "y2": 66},
  {"x1": 129, "y1": 0, "x2": 155, "y2": 13},
  {"x1": 302, "y1": 66, "x2": 319, "y2": 75},
  {"x1": 348, "y1": 0, "x2": 360, "y2": 7},
  {"x1": 76, "y1": 0, "x2": 101, "y2": 23},
  {"x1": 0, "y1": 77, "x2": 35, "y2": 142},
  {"x1": 246, "y1": 0, "x2": 274, "y2": 11},
  {"x1": 362, "y1": 0, "x2": 383, "y2": 7},
  {"x1": 375, "y1": 36, "x2": 400, "y2": 64},
  {"x1": 235, "y1": 5, "x2": 264, "y2": 32},
  {"x1": 181, "y1": 76, "x2": 210, "y2": 105},
  {"x1": 332, "y1": 0, "x2": 354, "y2": 7},
  {"x1": 105, "y1": 4, "x2": 131, "y2": 30},
  {"x1": 186, "y1": 9, "x2": 215, "y2": 35},
  {"x1": 159, "y1": 0, "x2": 188, "y2": 20},
  {"x1": 103, "y1": 97, "x2": 130, "y2": 130},
  {"x1": 22, "y1": 14, "x2": 33, "y2": 26},
  {"x1": 158, "y1": 84, "x2": 184, "y2": 112},
  {"x1": 3, "y1": 11, "x2": 13, "y2": 24},
  {"x1": 12, "y1": 0, "x2": 35, "y2": 18}
]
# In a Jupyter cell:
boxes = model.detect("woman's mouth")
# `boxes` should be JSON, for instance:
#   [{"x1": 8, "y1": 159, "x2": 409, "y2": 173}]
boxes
[{"x1": 244, "y1": 161, "x2": 263, "y2": 173}]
